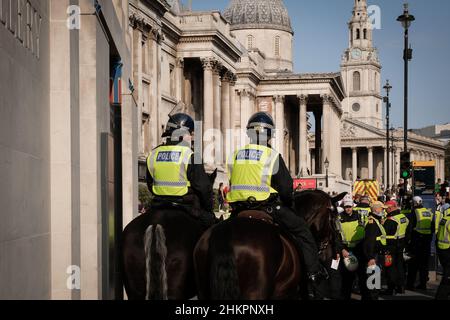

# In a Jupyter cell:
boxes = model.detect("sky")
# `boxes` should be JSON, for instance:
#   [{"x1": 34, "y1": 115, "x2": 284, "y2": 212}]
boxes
[{"x1": 185, "y1": 0, "x2": 450, "y2": 129}]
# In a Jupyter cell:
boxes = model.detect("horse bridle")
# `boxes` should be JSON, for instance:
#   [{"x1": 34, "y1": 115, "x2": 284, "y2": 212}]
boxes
[{"x1": 317, "y1": 204, "x2": 336, "y2": 257}]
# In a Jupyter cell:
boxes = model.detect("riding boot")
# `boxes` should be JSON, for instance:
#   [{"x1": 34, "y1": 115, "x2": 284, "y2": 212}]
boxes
[{"x1": 198, "y1": 211, "x2": 217, "y2": 230}]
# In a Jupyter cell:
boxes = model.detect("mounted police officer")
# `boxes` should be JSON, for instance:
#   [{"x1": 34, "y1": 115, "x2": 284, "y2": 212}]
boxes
[
  {"x1": 383, "y1": 200, "x2": 409, "y2": 295},
  {"x1": 436, "y1": 203, "x2": 450, "y2": 299},
  {"x1": 146, "y1": 113, "x2": 216, "y2": 229},
  {"x1": 406, "y1": 196, "x2": 434, "y2": 290},
  {"x1": 226, "y1": 112, "x2": 326, "y2": 295}
]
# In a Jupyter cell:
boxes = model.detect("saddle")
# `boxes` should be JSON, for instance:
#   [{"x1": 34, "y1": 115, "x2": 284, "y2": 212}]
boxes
[
  {"x1": 237, "y1": 210, "x2": 274, "y2": 225},
  {"x1": 150, "y1": 196, "x2": 199, "y2": 217}
]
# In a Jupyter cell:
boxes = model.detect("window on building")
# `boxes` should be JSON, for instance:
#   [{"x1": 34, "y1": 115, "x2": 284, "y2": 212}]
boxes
[
  {"x1": 352, "y1": 103, "x2": 361, "y2": 112},
  {"x1": 376, "y1": 104, "x2": 379, "y2": 113},
  {"x1": 356, "y1": 29, "x2": 360, "y2": 40},
  {"x1": 247, "y1": 35, "x2": 254, "y2": 49},
  {"x1": 363, "y1": 29, "x2": 367, "y2": 39},
  {"x1": 275, "y1": 36, "x2": 280, "y2": 57},
  {"x1": 353, "y1": 71, "x2": 361, "y2": 91}
]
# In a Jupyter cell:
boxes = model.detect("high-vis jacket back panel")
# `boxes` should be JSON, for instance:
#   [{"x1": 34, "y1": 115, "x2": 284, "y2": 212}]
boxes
[
  {"x1": 227, "y1": 144, "x2": 279, "y2": 203},
  {"x1": 437, "y1": 216, "x2": 450, "y2": 250},
  {"x1": 339, "y1": 218, "x2": 366, "y2": 248},
  {"x1": 354, "y1": 207, "x2": 371, "y2": 225},
  {"x1": 147, "y1": 145, "x2": 193, "y2": 197},
  {"x1": 386, "y1": 214, "x2": 409, "y2": 240},
  {"x1": 414, "y1": 208, "x2": 433, "y2": 235}
]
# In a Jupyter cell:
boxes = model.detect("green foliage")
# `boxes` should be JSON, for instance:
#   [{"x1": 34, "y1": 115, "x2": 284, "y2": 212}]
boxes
[{"x1": 139, "y1": 183, "x2": 153, "y2": 208}]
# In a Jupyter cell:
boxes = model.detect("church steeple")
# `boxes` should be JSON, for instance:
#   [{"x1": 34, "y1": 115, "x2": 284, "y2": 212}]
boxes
[
  {"x1": 341, "y1": 0, "x2": 383, "y2": 129},
  {"x1": 349, "y1": 0, "x2": 373, "y2": 49}
]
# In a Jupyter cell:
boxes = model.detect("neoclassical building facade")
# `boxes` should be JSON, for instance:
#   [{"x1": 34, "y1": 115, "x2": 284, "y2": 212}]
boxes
[{"x1": 130, "y1": 0, "x2": 446, "y2": 189}]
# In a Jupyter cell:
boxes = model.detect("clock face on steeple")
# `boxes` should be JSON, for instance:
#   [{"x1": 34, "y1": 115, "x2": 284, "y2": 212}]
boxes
[{"x1": 351, "y1": 48, "x2": 362, "y2": 60}]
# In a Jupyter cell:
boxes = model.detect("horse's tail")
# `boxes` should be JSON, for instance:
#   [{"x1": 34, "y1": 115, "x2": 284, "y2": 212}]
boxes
[
  {"x1": 208, "y1": 222, "x2": 241, "y2": 300},
  {"x1": 144, "y1": 224, "x2": 168, "y2": 300}
]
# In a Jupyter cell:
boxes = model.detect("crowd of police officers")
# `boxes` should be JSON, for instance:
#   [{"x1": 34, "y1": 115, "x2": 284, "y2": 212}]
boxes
[
  {"x1": 336, "y1": 193, "x2": 450, "y2": 300},
  {"x1": 145, "y1": 111, "x2": 450, "y2": 301}
]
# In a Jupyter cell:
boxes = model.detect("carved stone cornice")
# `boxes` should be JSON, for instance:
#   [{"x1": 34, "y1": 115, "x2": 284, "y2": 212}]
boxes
[
  {"x1": 212, "y1": 62, "x2": 224, "y2": 76},
  {"x1": 150, "y1": 28, "x2": 163, "y2": 44},
  {"x1": 229, "y1": 75, "x2": 238, "y2": 86},
  {"x1": 239, "y1": 89, "x2": 256, "y2": 99},
  {"x1": 297, "y1": 94, "x2": 308, "y2": 105},
  {"x1": 274, "y1": 95, "x2": 285, "y2": 104},
  {"x1": 176, "y1": 58, "x2": 184, "y2": 69},
  {"x1": 201, "y1": 57, "x2": 217, "y2": 71},
  {"x1": 129, "y1": 13, "x2": 154, "y2": 40},
  {"x1": 321, "y1": 94, "x2": 335, "y2": 105},
  {"x1": 321, "y1": 94, "x2": 343, "y2": 117},
  {"x1": 221, "y1": 70, "x2": 235, "y2": 83}
]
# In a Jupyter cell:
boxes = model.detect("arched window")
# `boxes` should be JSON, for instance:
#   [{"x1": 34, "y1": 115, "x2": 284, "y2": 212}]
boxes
[
  {"x1": 275, "y1": 36, "x2": 281, "y2": 57},
  {"x1": 363, "y1": 29, "x2": 367, "y2": 39},
  {"x1": 353, "y1": 71, "x2": 361, "y2": 91},
  {"x1": 247, "y1": 35, "x2": 254, "y2": 49},
  {"x1": 356, "y1": 28, "x2": 360, "y2": 40}
]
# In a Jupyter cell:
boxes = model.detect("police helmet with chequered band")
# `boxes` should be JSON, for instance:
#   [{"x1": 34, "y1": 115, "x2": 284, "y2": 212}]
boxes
[
  {"x1": 247, "y1": 112, "x2": 275, "y2": 139},
  {"x1": 162, "y1": 113, "x2": 195, "y2": 138}
]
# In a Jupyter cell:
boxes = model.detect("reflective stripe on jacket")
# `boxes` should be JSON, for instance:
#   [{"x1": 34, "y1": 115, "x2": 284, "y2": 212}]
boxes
[
  {"x1": 147, "y1": 145, "x2": 193, "y2": 197},
  {"x1": 226, "y1": 144, "x2": 279, "y2": 203}
]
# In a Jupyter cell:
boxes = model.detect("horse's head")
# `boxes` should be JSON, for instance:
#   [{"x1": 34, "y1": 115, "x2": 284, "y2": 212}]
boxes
[{"x1": 294, "y1": 190, "x2": 347, "y2": 262}]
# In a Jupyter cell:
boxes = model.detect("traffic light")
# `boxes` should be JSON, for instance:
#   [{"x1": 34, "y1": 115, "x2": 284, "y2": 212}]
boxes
[{"x1": 400, "y1": 151, "x2": 412, "y2": 180}]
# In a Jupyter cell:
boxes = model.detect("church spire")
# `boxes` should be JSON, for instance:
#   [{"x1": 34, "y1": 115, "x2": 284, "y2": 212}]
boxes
[{"x1": 349, "y1": 0, "x2": 373, "y2": 49}]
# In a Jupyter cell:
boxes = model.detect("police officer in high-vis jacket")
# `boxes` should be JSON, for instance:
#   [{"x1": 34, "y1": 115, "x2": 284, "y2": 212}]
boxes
[
  {"x1": 226, "y1": 112, "x2": 326, "y2": 293},
  {"x1": 338, "y1": 199, "x2": 367, "y2": 300},
  {"x1": 354, "y1": 196, "x2": 372, "y2": 225},
  {"x1": 146, "y1": 113, "x2": 216, "y2": 229},
  {"x1": 436, "y1": 205, "x2": 450, "y2": 300},
  {"x1": 362, "y1": 202, "x2": 387, "y2": 300},
  {"x1": 383, "y1": 200, "x2": 409, "y2": 295},
  {"x1": 406, "y1": 196, "x2": 434, "y2": 290}
]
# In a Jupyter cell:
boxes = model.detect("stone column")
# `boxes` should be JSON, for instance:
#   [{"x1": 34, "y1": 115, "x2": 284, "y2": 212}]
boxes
[
  {"x1": 201, "y1": 58, "x2": 215, "y2": 166},
  {"x1": 274, "y1": 95, "x2": 285, "y2": 157},
  {"x1": 213, "y1": 63, "x2": 222, "y2": 165},
  {"x1": 368, "y1": 147, "x2": 374, "y2": 179},
  {"x1": 435, "y1": 154, "x2": 440, "y2": 180},
  {"x1": 313, "y1": 109, "x2": 323, "y2": 174},
  {"x1": 298, "y1": 94, "x2": 308, "y2": 176},
  {"x1": 175, "y1": 58, "x2": 184, "y2": 102},
  {"x1": 352, "y1": 147, "x2": 358, "y2": 182},
  {"x1": 240, "y1": 90, "x2": 251, "y2": 146},
  {"x1": 221, "y1": 71, "x2": 232, "y2": 163},
  {"x1": 321, "y1": 95, "x2": 331, "y2": 173},
  {"x1": 229, "y1": 76, "x2": 237, "y2": 154}
]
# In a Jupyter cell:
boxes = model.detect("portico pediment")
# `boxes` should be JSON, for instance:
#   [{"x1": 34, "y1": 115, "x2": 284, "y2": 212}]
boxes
[{"x1": 341, "y1": 118, "x2": 385, "y2": 141}]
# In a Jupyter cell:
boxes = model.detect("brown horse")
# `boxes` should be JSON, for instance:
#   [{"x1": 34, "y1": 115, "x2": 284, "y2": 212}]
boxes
[
  {"x1": 193, "y1": 190, "x2": 347, "y2": 300},
  {"x1": 122, "y1": 170, "x2": 217, "y2": 300}
]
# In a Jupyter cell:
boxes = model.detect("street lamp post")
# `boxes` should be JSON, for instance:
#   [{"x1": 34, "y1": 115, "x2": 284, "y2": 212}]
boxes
[
  {"x1": 324, "y1": 158, "x2": 330, "y2": 189},
  {"x1": 397, "y1": 2, "x2": 415, "y2": 197},
  {"x1": 384, "y1": 80, "x2": 392, "y2": 191}
]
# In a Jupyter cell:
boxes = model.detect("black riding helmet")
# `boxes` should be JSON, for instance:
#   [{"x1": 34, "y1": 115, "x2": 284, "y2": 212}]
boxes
[
  {"x1": 247, "y1": 112, "x2": 275, "y2": 139},
  {"x1": 162, "y1": 113, "x2": 195, "y2": 138}
]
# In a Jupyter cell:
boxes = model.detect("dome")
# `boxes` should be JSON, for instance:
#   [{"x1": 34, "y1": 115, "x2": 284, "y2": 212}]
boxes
[{"x1": 223, "y1": 0, "x2": 293, "y2": 34}]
